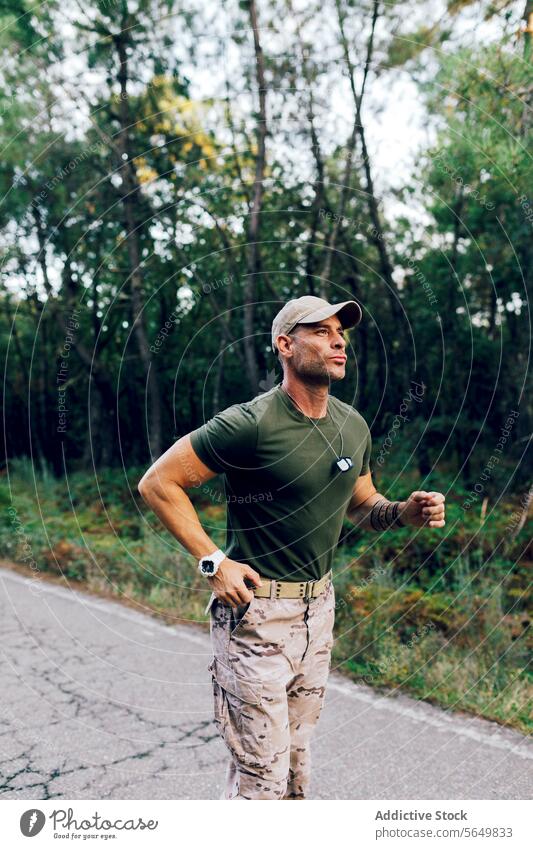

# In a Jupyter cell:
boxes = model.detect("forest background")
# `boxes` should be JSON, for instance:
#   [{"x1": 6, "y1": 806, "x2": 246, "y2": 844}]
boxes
[{"x1": 0, "y1": 0, "x2": 531, "y2": 732}]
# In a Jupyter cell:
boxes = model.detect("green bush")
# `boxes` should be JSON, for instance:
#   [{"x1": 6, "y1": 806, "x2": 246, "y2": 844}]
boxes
[{"x1": 0, "y1": 464, "x2": 530, "y2": 734}]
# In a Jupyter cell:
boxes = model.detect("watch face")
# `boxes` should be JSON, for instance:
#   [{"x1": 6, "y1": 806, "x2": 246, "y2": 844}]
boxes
[{"x1": 202, "y1": 560, "x2": 215, "y2": 574}]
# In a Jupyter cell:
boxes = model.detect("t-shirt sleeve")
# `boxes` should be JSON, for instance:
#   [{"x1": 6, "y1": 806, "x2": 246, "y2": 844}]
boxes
[
  {"x1": 360, "y1": 425, "x2": 372, "y2": 475},
  {"x1": 189, "y1": 403, "x2": 258, "y2": 474}
]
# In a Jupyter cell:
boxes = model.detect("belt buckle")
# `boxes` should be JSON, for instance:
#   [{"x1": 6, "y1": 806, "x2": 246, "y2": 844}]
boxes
[{"x1": 304, "y1": 579, "x2": 315, "y2": 601}]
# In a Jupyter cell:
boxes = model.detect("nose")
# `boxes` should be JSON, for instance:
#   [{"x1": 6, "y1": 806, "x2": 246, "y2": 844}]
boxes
[{"x1": 332, "y1": 333, "x2": 346, "y2": 349}]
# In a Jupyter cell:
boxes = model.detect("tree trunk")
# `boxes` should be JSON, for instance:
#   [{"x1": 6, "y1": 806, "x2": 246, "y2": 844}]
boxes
[
  {"x1": 2, "y1": 293, "x2": 46, "y2": 469},
  {"x1": 243, "y1": 0, "x2": 267, "y2": 395},
  {"x1": 523, "y1": 0, "x2": 533, "y2": 61},
  {"x1": 114, "y1": 27, "x2": 163, "y2": 457},
  {"x1": 335, "y1": 0, "x2": 407, "y2": 407}
]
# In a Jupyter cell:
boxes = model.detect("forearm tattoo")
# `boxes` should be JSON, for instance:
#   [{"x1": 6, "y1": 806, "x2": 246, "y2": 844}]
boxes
[{"x1": 369, "y1": 498, "x2": 405, "y2": 530}]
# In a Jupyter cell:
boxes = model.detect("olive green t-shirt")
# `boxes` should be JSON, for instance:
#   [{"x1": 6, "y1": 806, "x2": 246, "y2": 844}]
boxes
[{"x1": 189, "y1": 384, "x2": 371, "y2": 582}]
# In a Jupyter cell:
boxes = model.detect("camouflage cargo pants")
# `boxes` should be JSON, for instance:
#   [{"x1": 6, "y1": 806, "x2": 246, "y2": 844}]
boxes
[{"x1": 206, "y1": 578, "x2": 335, "y2": 800}]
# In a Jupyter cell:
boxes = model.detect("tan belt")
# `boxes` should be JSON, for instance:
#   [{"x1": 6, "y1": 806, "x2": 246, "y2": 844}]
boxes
[{"x1": 252, "y1": 570, "x2": 332, "y2": 600}]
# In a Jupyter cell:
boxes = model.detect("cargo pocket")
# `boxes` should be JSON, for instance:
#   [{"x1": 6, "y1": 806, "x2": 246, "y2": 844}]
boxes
[
  {"x1": 210, "y1": 655, "x2": 263, "y2": 705},
  {"x1": 208, "y1": 656, "x2": 271, "y2": 773}
]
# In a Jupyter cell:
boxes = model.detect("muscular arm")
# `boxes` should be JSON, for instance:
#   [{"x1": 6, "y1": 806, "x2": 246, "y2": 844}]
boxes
[
  {"x1": 138, "y1": 434, "x2": 220, "y2": 558},
  {"x1": 137, "y1": 435, "x2": 262, "y2": 604},
  {"x1": 345, "y1": 472, "x2": 407, "y2": 530},
  {"x1": 346, "y1": 472, "x2": 446, "y2": 530}
]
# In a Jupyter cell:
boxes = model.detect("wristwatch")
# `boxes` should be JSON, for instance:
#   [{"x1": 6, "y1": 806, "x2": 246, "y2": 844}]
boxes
[{"x1": 198, "y1": 548, "x2": 226, "y2": 578}]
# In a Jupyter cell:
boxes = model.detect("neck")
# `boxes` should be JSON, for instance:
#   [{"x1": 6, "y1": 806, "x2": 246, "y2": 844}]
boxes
[{"x1": 281, "y1": 374, "x2": 329, "y2": 418}]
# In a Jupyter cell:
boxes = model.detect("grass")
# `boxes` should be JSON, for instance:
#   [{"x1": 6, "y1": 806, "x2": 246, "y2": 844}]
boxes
[{"x1": 1, "y1": 457, "x2": 531, "y2": 734}]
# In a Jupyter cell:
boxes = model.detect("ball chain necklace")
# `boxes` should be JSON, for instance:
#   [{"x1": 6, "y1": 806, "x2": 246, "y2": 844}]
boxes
[{"x1": 280, "y1": 385, "x2": 354, "y2": 474}]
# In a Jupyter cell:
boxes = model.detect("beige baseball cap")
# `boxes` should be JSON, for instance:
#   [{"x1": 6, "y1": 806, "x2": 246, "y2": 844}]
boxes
[{"x1": 271, "y1": 295, "x2": 362, "y2": 352}]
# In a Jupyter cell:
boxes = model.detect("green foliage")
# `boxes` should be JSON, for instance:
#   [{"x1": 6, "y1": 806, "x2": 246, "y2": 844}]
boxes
[
  {"x1": 332, "y1": 527, "x2": 531, "y2": 733},
  {"x1": 0, "y1": 0, "x2": 529, "y2": 479},
  {"x1": 0, "y1": 464, "x2": 530, "y2": 732}
]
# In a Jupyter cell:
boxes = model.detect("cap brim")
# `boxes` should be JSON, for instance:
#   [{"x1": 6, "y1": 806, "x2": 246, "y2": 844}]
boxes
[{"x1": 297, "y1": 300, "x2": 362, "y2": 329}]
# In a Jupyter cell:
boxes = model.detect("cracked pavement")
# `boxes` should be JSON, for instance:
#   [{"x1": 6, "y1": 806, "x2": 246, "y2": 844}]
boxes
[{"x1": 1, "y1": 565, "x2": 531, "y2": 800}]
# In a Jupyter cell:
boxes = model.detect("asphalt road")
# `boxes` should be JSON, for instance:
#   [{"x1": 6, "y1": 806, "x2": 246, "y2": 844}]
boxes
[{"x1": 1, "y1": 565, "x2": 531, "y2": 800}]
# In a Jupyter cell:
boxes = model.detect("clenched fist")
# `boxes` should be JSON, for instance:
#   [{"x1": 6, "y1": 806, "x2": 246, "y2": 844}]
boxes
[{"x1": 400, "y1": 491, "x2": 446, "y2": 528}]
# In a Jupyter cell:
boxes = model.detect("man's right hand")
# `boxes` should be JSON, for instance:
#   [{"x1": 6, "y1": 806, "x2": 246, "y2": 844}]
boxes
[{"x1": 208, "y1": 559, "x2": 263, "y2": 606}]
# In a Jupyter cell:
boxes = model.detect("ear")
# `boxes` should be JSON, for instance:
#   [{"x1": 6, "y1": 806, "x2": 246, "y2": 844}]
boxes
[{"x1": 276, "y1": 334, "x2": 294, "y2": 357}]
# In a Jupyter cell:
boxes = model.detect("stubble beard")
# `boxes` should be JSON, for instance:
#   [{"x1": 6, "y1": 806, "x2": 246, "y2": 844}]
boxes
[{"x1": 292, "y1": 354, "x2": 344, "y2": 387}]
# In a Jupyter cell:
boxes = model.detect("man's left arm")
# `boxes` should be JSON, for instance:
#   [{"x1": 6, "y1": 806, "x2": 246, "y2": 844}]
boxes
[{"x1": 346, "y1": 472, "x2": 446, "y2": 530}]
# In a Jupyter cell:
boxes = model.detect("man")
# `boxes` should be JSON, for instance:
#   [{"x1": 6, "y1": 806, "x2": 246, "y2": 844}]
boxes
[{"x1": 138, "y1": 295, "x2": 445, "y2": 800}]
